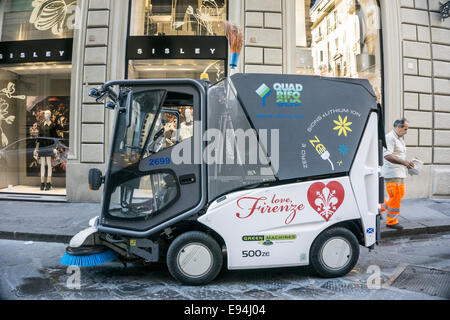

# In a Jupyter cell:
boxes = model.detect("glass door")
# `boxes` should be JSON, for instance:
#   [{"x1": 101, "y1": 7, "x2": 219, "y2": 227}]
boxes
[{"x1": 101, "y1": 84, "x2": 202, "y2": 232}]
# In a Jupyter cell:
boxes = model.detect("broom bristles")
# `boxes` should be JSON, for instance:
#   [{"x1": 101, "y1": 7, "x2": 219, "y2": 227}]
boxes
[
  {"x1": 60, "y1": 250, "x2": 117, "y2": 267},
  {"x1": 224, "y1": 21, "x2": 243, "y2": 54}
]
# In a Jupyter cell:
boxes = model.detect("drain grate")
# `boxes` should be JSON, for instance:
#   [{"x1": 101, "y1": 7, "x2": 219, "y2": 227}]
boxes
[{"x1": 390, "y1": 265, "x2": 450, "y2": 299}]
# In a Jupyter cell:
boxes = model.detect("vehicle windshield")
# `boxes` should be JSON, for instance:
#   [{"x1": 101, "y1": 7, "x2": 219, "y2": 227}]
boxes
[{"x1": 110, "y1": 90, "x2": 166, "y2": 171}]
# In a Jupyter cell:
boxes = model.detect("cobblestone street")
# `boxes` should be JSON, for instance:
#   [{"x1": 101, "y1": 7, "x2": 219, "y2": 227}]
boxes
[{"x1": 1, "y1": 232, "x2": 449, "y2": 300}]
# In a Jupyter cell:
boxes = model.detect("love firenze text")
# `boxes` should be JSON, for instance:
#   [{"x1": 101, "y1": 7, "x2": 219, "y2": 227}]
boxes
[{"x1": 236, "y1": 194, "x2": 304, "y2": 225}]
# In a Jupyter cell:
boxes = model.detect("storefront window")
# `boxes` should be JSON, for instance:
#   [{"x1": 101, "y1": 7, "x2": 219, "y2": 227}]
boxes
[
  {"x1": 130, "y1": 0, "x2": 227, "y2": 36},
  {"x1": 0, "y1": 0, "x2": 74, "y2": 198},
  {"x1": 0, "y1": 63, "x2": 71, "y2": 196},
  {"x1": 296, "y1": 0, "x2": 382, "y2": 102},
  {"x1": 0, "y1": 0, "x2": 77, "y2": 41}
]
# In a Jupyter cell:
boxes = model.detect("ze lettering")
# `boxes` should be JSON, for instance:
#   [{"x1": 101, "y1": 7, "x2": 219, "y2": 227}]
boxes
[{"x1": 309, "y1": 135, "x2": 326, "y2": 155}]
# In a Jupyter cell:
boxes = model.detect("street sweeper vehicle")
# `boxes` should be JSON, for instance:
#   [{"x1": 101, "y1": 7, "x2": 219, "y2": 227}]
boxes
[{"x1": 61, "y1": 73, "x2": 385, "y2": 285}]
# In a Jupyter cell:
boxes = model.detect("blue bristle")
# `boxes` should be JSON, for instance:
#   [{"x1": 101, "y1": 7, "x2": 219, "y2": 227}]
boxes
[{"x1": 60, "y1": 250, "x2": 117, "y2": 267}]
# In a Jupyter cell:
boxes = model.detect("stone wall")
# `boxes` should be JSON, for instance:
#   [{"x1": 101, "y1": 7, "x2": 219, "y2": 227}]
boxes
[
  {"x1": 400, "y1": 0, "x2": 450, "y2": 198},
  {"x1": 66, "y1": 0, "x2": 111, "y2": 202},
  {"x1": 81, "y1": 0, "x2": 110, "y2": 164},
  {"x1": 244, "y1": 0, "x2": 284, "y2": 73}
]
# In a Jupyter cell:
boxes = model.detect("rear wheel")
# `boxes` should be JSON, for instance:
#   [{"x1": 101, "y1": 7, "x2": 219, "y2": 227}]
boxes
[
  {"x1": 166, "y1": 231, "x2": 223, "y2": 285},
  {"x1": 309, "y1": 227, "x2": 359, "y2": 278}
]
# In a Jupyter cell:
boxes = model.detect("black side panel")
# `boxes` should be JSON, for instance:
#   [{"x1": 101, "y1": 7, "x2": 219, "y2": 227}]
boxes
[{"x1": 231, "y1": 73, "x2": 378, "y2": 181}]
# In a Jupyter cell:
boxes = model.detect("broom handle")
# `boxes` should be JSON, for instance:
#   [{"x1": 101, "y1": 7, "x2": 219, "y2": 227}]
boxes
[{"x1": 225, "y1": 68, "x2": 237, "y2": 110}]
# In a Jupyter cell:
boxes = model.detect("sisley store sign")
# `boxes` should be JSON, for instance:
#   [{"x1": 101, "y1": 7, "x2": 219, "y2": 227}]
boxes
[
  {"x1": 0, "y1": 39, "x2": 73, "y2": 65},
  {"x1": 127, "y1": 36, "x2": 228, "y2": 60}
]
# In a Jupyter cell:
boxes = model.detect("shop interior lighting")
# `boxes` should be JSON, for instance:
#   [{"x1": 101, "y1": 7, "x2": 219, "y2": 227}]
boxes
[
  {"x1": 143, "y1": 68, "x2": 196, "y2": 71},
  {"x1": 0, "y1": 63, "x2": 72, "y2": 74}
]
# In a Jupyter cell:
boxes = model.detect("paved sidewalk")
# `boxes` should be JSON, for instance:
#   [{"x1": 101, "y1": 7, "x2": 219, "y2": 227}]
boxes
[
  {"x1": 0, "y1": 201, "x2": 99, "y2": 243},
  {"x1": 0, "y1": 198, "x2": 449, "y2": 244}
]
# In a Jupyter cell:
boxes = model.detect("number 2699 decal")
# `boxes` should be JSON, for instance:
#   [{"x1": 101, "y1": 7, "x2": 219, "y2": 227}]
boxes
[{"x1": 149, "y1": 157, "x2": 171, "y2": 166}]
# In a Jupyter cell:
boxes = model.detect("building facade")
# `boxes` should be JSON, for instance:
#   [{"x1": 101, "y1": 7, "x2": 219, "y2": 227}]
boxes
[{"x1": 0, "y1": 0, "x2": 448, "y2": 202}]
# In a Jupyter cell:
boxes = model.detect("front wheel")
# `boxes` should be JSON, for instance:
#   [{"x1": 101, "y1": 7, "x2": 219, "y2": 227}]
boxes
[
  {"x1": 166, "y1": 231, "x2": 223, "y2": 285},
  {"x1": 309, "y1": 227, "x2": 360, "y2": 278}
]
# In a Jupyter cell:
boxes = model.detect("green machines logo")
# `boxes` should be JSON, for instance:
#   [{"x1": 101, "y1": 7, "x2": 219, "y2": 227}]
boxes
[{"x1": 242, "y1": 234, "x2": 297, "y2": 246}]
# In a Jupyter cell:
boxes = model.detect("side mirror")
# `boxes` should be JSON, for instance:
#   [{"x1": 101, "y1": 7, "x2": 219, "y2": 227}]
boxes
[{"x1": 89, "y1": 168, "x2": 104, "y2": 190}]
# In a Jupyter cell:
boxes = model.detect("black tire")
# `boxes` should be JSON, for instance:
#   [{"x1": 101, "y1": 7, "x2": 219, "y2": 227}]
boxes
[
  {"x1": 309, "y1": 227, "x2": 360, "y2": 278},
  {"x1": 166, "y1": 231, "x2": 223, "y2": 285}
]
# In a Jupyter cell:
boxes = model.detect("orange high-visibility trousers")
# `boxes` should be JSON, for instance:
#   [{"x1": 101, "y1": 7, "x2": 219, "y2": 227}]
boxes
[{"x1": 383, "y1": 181, "x2": 405, "y2": 226}]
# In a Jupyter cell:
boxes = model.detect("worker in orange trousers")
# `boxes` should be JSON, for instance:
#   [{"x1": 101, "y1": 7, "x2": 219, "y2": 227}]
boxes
[{"x1": 380, "y1": 118, "x2": 414, "y2": 230}]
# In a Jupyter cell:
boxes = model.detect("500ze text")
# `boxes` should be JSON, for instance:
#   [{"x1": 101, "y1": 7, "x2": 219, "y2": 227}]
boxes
[{"x1": 242, "y1": 250, "x2": 270, "y2": 258}]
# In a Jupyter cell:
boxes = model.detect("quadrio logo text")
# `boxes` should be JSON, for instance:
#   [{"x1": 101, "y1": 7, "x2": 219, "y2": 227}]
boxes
[{"x1": 256, "y1": 83, "x2": 303, "y2": 107}]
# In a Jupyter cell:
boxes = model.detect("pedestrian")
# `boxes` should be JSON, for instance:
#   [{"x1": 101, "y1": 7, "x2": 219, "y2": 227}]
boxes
[{"x1": 380, "y1": 118, "x2": 414, "y2": 230}]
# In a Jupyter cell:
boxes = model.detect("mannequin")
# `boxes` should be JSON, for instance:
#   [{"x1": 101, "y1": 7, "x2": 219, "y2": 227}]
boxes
[
  {"x1": 164, "y1": 115, "x2": 177, "y2": 147},
  {"x1": 34, "y1": 110, "x2": 58, "y2": 191},
  {"x1": 179, "y1": 108, "x2": 193, "y2": 141}
]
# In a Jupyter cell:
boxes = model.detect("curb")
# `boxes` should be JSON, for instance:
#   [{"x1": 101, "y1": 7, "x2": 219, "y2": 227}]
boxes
[
  {"x1": 380, "y1": 224, "x2": 450, "y2": 239},
  {"x1": 0, "y1": 231, "x2": 71, "y2": 244},
  {"x1": 1, "y1": 225, "x2": 449, "y2": 244}
]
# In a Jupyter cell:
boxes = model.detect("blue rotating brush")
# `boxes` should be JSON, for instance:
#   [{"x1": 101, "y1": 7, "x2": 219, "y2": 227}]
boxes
[{"x1": 60, "y1": 246, "x2": 117, "y2": 267}]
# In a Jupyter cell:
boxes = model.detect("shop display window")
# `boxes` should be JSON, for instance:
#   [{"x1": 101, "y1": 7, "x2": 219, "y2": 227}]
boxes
[
  {"x1": 0, "y1": 0, "x2": 73, "y2": 197},
  {"x1": 0, "y1": 63, "x2": 71, "y2": 196}
]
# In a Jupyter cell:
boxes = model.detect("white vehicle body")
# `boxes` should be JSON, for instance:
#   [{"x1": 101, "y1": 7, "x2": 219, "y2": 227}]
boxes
[
  {"x1": 66, "y1": 74, "x2": 383, "y2": 285},
  {"x1": 199, "y1": 113, "x2": 379, "y2": 270}
]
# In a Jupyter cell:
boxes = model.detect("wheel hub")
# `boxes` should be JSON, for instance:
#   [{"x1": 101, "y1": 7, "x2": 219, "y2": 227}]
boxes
[
  {"x1": 320, "y1": 237, "x2": 352, "y2": 270},
  {"x1": 177, "y1": 243, "x2": 213, "y2": 278}
]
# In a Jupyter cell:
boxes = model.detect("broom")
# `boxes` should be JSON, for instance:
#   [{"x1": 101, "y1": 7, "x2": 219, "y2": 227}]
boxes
[
  {"x1": 223, "y1": 21, "x2": 243, "y2": 105},
  {"x1": 224, "y1": 21, "x2": 243, "y2": 72},
  {"x1": 60, "y1": 227, "x2": 117, "y2": 267},
  {"x1": 218, "y1": 21, "x2": 244, "y2": 168},
  {"x1": 60, "y1": 246, "x2": 117, "y2": 267},
  {"x1": 200, "y1": 22, "x2": 242, "y2": 81}
]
